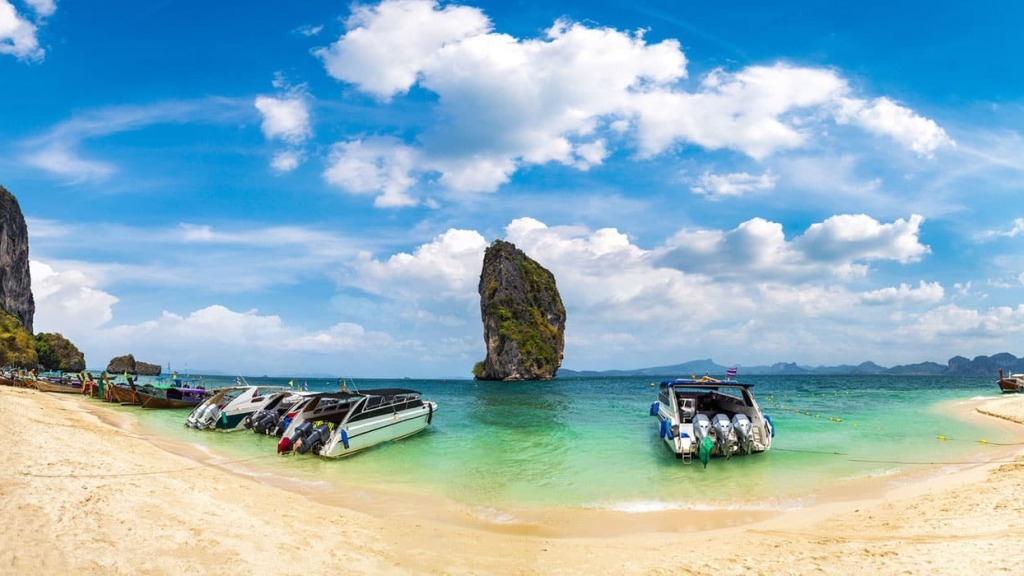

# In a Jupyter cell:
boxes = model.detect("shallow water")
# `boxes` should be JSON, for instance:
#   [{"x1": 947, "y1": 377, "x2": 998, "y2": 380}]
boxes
[{"x1": 127, "y1": 374, "x2": 1016, "y2": 512}]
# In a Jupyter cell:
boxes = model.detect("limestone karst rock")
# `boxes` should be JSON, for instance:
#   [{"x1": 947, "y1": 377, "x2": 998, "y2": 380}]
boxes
[
  {"x1": 0, "y1": 185, "x2": 34, "y2": 332},
  {"x1": 474, "y1": 240, "x2": 566, "y2": 381},
  {"x1": 106, "y1": 354, "x2": 163, "y2": 376}
]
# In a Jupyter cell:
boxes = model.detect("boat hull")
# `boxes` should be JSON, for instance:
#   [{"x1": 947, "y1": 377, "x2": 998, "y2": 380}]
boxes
[
  {"x1": 998, "y1": 378, "x2": 1023, "y2": 393},
  {"x1": 136, "y1": 388, "x2": 208, "y2": 409},
  {"x1": 31, "y1": 379, "x2": 83, "y2": 394},
  {"x1": 320, "y1": 401, "x2": 436, "y2": 458},
  {"x1": 108, "y1": 383, "x2": 143, "y2": 405}
]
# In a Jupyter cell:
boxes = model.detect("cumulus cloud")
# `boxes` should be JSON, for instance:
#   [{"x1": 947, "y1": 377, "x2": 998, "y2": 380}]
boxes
[
  {"x1": 354, "y1": 227, "x2": 488, "y2": 299},
  {"x1": 859, "y1": 281, "x2": 944, "y2": 306},
  {"x1": 254, "y1": 95, "x2": 311, "y2": 144},
  {"x1": 323, "y1": 138, "x2": 420, "y2": 207},
  {"x1": 271, "y1": 150, "x2": 302, "y2": 172},
  {"x1": 837, "y1": 96, "x2": 954, "y2": 157},
  {"x1": 31, "y1": 260, "x2": 119, "y2": 335},
  {"x1": 24, "y1": 0, "x2": 55, "y2": 18},
  {"x1": 794, "y1": 213, "x2": 929, "y2": 264},
  {"x1": 0, "y1": 0, "x2": 44, "y2": 60},
  {"x1": 313, "y1": 0, "x2": 951, "y2": 206},
  {"x1": 657, "y1": 213, "x2": 929, "y2": 281},
  {"x1": 900, "y1": 304, "x2": 1024, "y2": 342},
  {"x1": 691, "y1": 170, "x2": 777, "y2": 199}
]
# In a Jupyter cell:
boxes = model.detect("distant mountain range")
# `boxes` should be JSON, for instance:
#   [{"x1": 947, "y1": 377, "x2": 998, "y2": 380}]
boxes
[{"x1": 557, "y1": 352, "x2": 1024, "y2": 378}]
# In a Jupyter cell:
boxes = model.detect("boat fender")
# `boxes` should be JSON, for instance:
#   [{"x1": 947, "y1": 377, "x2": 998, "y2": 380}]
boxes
[
  {"x1": 649, "y1": 402, "x2": 659, "y2": 416},
  {"x1": 659, "y1": 418, "x2": 669, "y2": 438},
  {"x1": 698, "y1": 436, "x2": 714, "y2": 469},
  {"x1": 276, "y1": 436, "x2": 292, "y2": 454},
  {"x1": 341, "y1": 429, "x2": 349, "y2": 450},
  {"x1": 764, "y1": 414, "x2": 775, "y2": 438},
  {"x1": 427, "y1": 403, "x2": 433, "y2": 425}
]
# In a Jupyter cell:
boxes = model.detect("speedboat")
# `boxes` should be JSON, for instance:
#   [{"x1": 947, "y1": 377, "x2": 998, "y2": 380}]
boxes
[
  {"x1": 650, "y1": 374, "x2": 773, "y2": 467},
  {"x1": 998, "y1": 369, "x2": 1023, "y2": 393},
  {"x1": 185, "y1": 382, "x2": 291, "y2": 430},
  {"x1": 277, "y1": 388, "x2": 437, "y2": 458}
]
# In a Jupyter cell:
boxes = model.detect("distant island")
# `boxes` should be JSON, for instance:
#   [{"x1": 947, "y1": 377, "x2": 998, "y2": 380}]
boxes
[{"x1": 557, "y1": 352, "x2": 1024, "y2": 378}]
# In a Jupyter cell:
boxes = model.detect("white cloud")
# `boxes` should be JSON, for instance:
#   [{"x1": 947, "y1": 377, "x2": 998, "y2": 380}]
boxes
[
  {"x1": 315, "y1": 0, "x2": 493, "y2": 98},
  {"x1": 24, "y1": 0, "x2": 55, "y2": 18},
  {"x1": 271, "y1": 150, "x2": 302, "y2": 172},
  {"x1": 254, "y1": 95, "x2": 311, "y2": 144},
  {"x1": 323, "y1": 138, "x2": 419, "y2": 207},
  {"x1": 31, "y1": 260, "x2": 119, "y2": 335},
  {"x1": 837, "y1": 97, "x2": 954, "y2": 157},
  {"x1": 859, "y1": 281, "x2": 944, "y2": 306},
  {"x1": 312, "y1": 0, "x2": 951, "y2": 206},
  {"x1": 900, "y1": 304, "x2": 1024, "y2": 341},
  {"x1": 794, "y1": 213, "x2": 929, "y2": 264},
  {"x1": 354, "y1": 227, "x2": 488, "y2": 299},
  {"x1": 657, "y1": 213, "x2": 929, "y2": 281},
  {"x1": 691, "y1": 170, "x2": 777, "y2": 199},
  {"x1": 0, "y1": 0, "x2": 43, "y2": 60}
]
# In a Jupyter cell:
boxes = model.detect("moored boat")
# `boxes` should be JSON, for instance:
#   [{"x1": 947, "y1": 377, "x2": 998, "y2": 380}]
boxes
[
  {"x1": 29, "y1": 372, "x2": 83, "y2": 394},
  {"x1": 276, "y1": 388, "x2": 437, "y2": 458},
  {"x1": 185, "y1": 381, "x2": 290, "y2": 430},
  {"x1": 997, "y1": 369, "x2": 1023, "y2": 393},
  {"x1": 135, "y1": 385, "x2": 208, "y2": 409},
  {"x1": 650, "y1": 372, "x2": 774, "y2": 467}
]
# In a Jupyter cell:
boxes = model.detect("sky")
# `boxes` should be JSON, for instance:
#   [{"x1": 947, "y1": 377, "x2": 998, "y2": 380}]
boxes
[{"x1": 2, "y1": 0, "x2": 1024, "y2": 378}]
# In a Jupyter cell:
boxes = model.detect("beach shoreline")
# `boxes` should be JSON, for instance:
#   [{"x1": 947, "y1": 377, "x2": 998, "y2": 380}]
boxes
[{"x1": 3, "y1": 386, "x2": 1024, "y2": 574}]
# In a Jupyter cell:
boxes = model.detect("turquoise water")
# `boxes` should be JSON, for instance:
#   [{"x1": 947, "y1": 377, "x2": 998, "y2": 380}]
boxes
[{"x1": 124, "y1": 374, "x2": 1016, "y2": 512}]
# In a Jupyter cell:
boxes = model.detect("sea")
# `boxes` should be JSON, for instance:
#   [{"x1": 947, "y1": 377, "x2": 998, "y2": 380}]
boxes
[{"x1": 114, "y1": 374, "x2": 1018, "y2": 515}]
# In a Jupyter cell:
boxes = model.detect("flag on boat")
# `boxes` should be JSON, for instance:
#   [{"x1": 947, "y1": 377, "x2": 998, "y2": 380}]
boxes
[{"x1": 726, "y1": 367, "x2": 737, "y2": 378}]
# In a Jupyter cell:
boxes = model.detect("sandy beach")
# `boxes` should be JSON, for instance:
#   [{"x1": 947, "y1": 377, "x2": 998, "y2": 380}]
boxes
[{"x1": 3, "y1": 387, "x2": 1024, "y2": 575}]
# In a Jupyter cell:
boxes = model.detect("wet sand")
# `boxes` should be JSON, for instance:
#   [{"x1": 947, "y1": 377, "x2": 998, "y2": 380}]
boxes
[{"x1": 3, "y1": 386, "x2": 1024, "y2": 574}]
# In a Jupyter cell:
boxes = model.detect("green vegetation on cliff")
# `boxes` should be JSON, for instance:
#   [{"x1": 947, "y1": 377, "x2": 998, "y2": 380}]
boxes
[
  {"x1": 35, "y1": 332, "x2": 86, "y2": 372},
  {"x1": 0, "y1": 308, "x2": 37, "y2": 368}
]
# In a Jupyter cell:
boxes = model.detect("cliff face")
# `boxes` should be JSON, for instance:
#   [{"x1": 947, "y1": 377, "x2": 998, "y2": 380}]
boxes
[
  {"x1": 474, "y1": 240, "x2": 566, "y2": 381},
  {"x1": 0, "y1": 186, "x2": 34, "y2": 332}
]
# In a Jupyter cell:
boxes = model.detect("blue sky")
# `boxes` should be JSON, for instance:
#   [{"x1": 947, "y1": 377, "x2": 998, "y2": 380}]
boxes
[{"x1": 3, "y1": 0, "x2": 1024, "y2": 378}]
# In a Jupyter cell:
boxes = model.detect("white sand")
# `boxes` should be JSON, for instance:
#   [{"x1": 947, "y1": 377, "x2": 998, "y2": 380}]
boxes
[{"x1": 3, "y1": 386, "x2": 1024, "y2": 575}]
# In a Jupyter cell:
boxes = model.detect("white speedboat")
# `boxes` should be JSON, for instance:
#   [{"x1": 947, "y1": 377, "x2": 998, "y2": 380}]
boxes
[
  {"x1": 277, "y1": 388, "x2": 437, "y2": 458},
  {"x1": 185, "y1": 383, "x2": 290, "y2": 431},
  {"x1": 650, "y1": 375, "x2": 774, "y2": 467}
]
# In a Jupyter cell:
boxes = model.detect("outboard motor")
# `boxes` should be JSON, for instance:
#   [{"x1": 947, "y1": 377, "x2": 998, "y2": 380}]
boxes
[
  {"x1": 196, "y1": 404, "x2": 220, "y2": 429},
  {"x1": 251, "y1": 410, "x2": 279, "y2": 435},
  {"x1": 732, "y1": 413, "x2": 754, "y2": 454},
  {"x1": 692, "y1": 413, "x2": 712, "y2": 444},
  {"x1": 279, "y1": 421, "x2": 313, "y2": 454},
  {"x1": 296, "y1": 424, "x2": 332, "y2": 455},
  {"x1": 711, "y1": 413, "x2": 734, "y2": 457}
]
